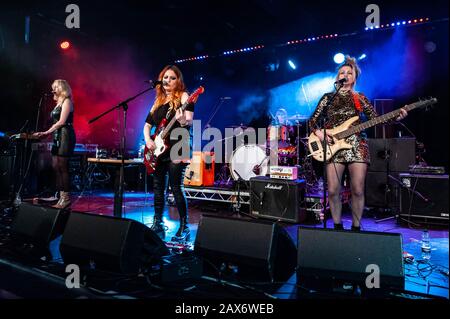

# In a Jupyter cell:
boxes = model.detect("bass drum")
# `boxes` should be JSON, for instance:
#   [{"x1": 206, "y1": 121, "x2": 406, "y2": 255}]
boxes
[{"x1": 229, "y1": 144, "x2": 269, "y2": 181}]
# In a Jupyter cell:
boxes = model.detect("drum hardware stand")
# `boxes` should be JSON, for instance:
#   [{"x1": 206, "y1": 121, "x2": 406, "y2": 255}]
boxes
[
  {"x1": 216, "y1": 163, "x2": 232, "y2": 186},
  {"x1": 231, "y1": 170, "x2": 256, "y2": 219},
  {"x1": 88, "y1": 82, "x2": 159, "y2": 218}
]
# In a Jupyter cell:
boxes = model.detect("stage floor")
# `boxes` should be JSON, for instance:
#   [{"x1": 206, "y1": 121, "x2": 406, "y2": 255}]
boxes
[
  {"x1": 69, "y1": 190, "x2": 449, "y2": 299},
  {"x1": 1, "y1": 189, "x2": 448, "y2": 300}
]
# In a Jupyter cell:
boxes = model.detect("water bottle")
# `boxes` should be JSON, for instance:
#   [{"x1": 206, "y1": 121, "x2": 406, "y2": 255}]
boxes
[{"x1": 421, "y1": 229, "x2": 431, "y2": 260}]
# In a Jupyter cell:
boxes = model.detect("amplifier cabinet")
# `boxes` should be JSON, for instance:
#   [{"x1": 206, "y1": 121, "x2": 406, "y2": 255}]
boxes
[
  {"x1": 250, "y1": 176, "x2": 306, "y2": 223},
  {"x1": 399, "y1": 173, "x2": 449, "y2": 221}
]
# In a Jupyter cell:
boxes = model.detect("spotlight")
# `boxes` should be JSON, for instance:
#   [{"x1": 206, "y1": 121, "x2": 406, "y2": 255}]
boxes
[
  {"x1": 60, "y1": 41, "x2": 70, "y2": 50},
  {"x1": 288, "y1": 60, "x2": 296, "y2": 70},
  {"x1": 333, "y1": 53, "x2": 345, "y2": 64},
  {"x1": 358, "y1": 53, "x2": 367, "y2": 60}
]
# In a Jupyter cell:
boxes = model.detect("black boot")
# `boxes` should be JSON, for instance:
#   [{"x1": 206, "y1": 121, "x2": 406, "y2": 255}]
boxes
[
  {"x1": 334, "y1": 223, "x2": 344, "y2": 230},
  {"x1": 150, "y1": 214, "x2": 165, "y2": 240},
  {"x1": 351, "y1": 225, "x2": 361, "y2": 232},
  {"x1": 172, "y1": 217, "x2": 190, "y2": 242}
]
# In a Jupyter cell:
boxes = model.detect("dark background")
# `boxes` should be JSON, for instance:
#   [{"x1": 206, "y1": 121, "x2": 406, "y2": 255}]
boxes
[{"x1": 0, "y1": 0, "x2": 448, "y2": 169}]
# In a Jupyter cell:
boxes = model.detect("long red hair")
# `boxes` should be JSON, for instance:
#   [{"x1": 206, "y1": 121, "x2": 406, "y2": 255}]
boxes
[{"x1": 150, "y1": 65, "x2": 186, "y2": 115}]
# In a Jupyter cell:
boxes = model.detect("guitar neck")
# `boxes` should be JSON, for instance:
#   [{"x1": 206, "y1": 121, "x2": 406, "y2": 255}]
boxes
[
  {"x1": 335, "y1": 103, "x2": 417, "y2": 140},
  {"x1": 161, "y1": 102, "x2": 189, "y2": 139}
]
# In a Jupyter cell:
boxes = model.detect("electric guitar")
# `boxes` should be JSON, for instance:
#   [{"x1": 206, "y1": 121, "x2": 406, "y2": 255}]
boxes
[
  {"x1": 307, "y1": 97, "x2": 437, "y2": 162},
  {"x1": 144, "y1": 86, "x2": 205, "y2": 174}
]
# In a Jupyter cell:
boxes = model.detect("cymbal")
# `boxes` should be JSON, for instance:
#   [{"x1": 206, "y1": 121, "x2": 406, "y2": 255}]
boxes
[{"x1": 287, "y1": 114, "x2": 309, "y2": 121}]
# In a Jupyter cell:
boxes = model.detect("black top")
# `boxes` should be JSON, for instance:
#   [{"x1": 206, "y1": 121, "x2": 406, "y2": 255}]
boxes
[
  {"x1": 145, "y1": 101, "x2": 195, "y2": 161},
  {"x1": 51, "y1": 99, "x2": 74, "y2": 125},
  {"x1": 50, "y1": 98, "x2": 74, "y2": 143},
  {"x1": 145, "y1": 101, "x2": 195, "y2": 127}
]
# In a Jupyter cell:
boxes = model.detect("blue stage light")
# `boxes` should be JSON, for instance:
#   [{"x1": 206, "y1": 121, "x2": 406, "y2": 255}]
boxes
[
  {"x1": 334, "y1": 53, "x2": 345, "y2": 64},
  {"x1": 288, "y1": 60, "x2": 296, "y2": 70}
]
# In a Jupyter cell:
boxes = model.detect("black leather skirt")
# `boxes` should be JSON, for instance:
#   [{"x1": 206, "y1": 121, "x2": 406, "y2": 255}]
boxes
[{"x1": 51, "y1": 126, "x2": 76, "y2": 157}]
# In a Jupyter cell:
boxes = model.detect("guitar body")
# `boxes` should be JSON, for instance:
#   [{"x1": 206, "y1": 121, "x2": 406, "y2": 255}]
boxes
[
  {"x1": 144, "y1": 119, "x2": 169, "y2": 174},
  {"x1": 143, "y1": 86, "x2": 205, "y2": 174},
  {"x1": 307, "y1": 116, "x2": 358, "y2": 162},
  {"x1": 307, "y1": 97, "x2": 437, "y2": 162}
]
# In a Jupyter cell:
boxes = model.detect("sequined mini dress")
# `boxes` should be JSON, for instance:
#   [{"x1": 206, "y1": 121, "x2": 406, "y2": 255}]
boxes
[{"x1": 308, "y1": 90, "x2": 378, "y2": 164}]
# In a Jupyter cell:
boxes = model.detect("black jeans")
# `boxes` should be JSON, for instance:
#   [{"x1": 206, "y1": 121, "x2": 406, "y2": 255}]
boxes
[{"x1": 153, "y1": 160, "x2": 188, "y2": 221}]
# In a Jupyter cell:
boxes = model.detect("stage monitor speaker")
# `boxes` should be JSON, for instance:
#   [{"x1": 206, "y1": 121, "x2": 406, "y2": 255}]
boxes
[
  {"x1": 60, "y1": 212, "x2": 170, "y2": 274},
  {"x1": 365, "y1": 171, "x2": 400, "y2": 208},
  {"x1": 297, "y1": 227, "x2": 404, "y2": 292},
  {"x1": 399, "y1": 173, "x2": 449, "y2": 222},
  {"x1": 184, "y1": 151, "x2": 215, "y2": 186},
  {"x1": 10, "y1": 203, "x2": 69, "y2": 252},
  {"x1": 194, "y1": 215, "x2": 297, "y2": 282},
  {"x1": 249, "y1": 176, "x2": 306, "y2": 223},
  {"x1": 368, "y1": 138, "x2": 415, "y2": 172}
]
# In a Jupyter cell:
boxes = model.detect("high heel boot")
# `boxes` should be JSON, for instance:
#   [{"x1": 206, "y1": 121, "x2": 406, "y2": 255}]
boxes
[
  {"x1": 172, "y1": 216, "x2": 190, "y2": 242},
  {"x1": 150, "y1": 213, "x2": 165, "y2": 240},
  {"x1": 53, "y1": 191, "x2": 71, "y2": 209}
]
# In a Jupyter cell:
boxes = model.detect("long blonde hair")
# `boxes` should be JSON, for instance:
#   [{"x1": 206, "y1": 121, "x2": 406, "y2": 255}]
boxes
[
  {"x1": 52, "y1": 79, "x2": 72, "y2": 99},
  {"x1": 336, "y1": 55, "x2": 361, "y2": 88},
  {"x1": 151, "y1": 65, "x2": 186, "y2": 115}
]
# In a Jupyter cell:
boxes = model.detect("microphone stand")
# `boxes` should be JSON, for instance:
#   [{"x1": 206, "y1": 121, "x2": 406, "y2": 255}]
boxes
[
  {"x1": 88, "y1": 84, "x2": 158, "y2": 218},
  {"x1": 231, "y1": 170, "x2": 256, "y2": 219},
  {"x1": 321, "y1": 82, "x2": 345, "y2": 228}
]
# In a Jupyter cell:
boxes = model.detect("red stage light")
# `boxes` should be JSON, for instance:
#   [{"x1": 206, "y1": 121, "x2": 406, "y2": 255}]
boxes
[{"x1": 60, "y1": 41, "x2": 70, "y2": 50}]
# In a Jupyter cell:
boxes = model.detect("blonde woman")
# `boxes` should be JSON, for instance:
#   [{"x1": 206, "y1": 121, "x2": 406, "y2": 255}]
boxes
[
  {"x1": 34, "y1": 79, "x2": 76, "y2": 209},
  {"x1": 143, "y1": 65, "x2": 195, "y2": 242},
  {"x1": 308, "y1": 56, "x2": 407, "y2": 231}
]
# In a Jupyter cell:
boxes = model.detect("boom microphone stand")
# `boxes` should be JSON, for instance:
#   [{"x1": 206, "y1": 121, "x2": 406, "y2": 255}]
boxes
[
  {"x1": 231, "y1": 170, "x2": 256, "y2": 219},
  {"x1": 88, "y1": 82, "x2": 159, "y2": 218},
  {"x1": 320, "y1": 81, "x2": 346, "y2": 228}
]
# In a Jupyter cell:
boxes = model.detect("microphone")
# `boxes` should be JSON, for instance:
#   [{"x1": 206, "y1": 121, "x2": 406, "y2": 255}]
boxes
[
  {"x1": 44, "y1": 91, "x2": 55, "y2": 96},
  {"x1": 220, "y1": 97, "x2": 232, "y2": 100},
  {"x1": 144, "y1": 80, "x2": 163, "y2": 88},
  {"x1": 334, "y1": 78, "x2": 348, "y2": 85}
]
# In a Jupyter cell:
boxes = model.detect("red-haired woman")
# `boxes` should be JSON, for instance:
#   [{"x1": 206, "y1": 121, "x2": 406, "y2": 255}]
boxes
[{"x1": 143, "y1": 65, "x2": 194, "y2": 242}]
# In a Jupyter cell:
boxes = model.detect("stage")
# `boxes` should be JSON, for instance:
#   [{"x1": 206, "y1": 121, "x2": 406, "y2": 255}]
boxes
[
  {"x1": 0, "y1": 190, "x2": 448, "y2": 300},
  {"x1": 0, "y1": 0, "x2": 449, "y2": 310}
]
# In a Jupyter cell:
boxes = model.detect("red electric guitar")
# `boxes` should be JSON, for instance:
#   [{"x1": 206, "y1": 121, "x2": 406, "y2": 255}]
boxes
[{"x1": 144, "y1": 86, "x2": 205, "y2": 174}]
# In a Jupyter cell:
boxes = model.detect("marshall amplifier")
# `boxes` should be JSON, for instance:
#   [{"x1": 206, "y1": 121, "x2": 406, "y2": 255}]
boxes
[
  {"x1": 399, "y1": 173, "x2": 449, "y2": 222},
  {"x1": 250, "y1": 176, "x2": 306, "y2": 223}
]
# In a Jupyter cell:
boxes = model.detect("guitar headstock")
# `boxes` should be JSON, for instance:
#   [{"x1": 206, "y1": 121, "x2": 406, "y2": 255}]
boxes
[
  {"x1": 187, "y1": 86, "x2": 205, "y2": 104},
  {"x1": 414, "y1": 97, "x2": 438, "y2": 111}
]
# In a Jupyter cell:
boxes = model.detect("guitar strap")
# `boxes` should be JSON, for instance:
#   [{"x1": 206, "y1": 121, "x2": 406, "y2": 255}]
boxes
[{"x1": 351, "y1": 91, "x2": 363, "y2": 113}]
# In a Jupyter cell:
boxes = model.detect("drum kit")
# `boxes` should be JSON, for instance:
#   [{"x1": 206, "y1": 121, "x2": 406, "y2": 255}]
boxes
[{"x1": 218, "y1": 113, "x2": 318, "y2": 187}]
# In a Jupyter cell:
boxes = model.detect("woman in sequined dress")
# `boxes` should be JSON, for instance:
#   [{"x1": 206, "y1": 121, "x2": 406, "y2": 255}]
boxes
[{"x1": 308, "y1": 56, "x2": 407, "y2": 231}]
